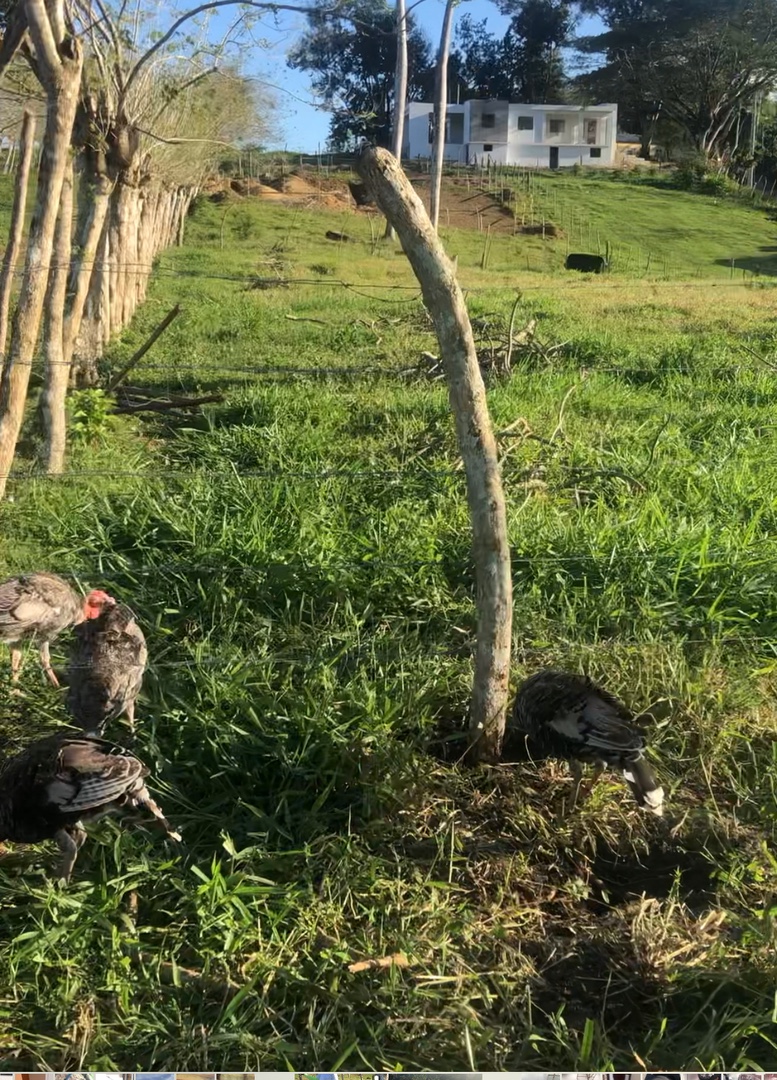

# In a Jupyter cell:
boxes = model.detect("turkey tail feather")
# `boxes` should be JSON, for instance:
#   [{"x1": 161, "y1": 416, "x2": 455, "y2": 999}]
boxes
[{"x1": 622, "y1": 754, "x2": 664, "y2": 816}]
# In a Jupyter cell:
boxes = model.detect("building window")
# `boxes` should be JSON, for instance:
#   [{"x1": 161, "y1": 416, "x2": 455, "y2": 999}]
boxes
[
  {"x1": 590, "y1": 147, "x2": 602, "y2": 158},
  {"x1": 549, "y1": 118, "x2": 565, "y2": 135},
  {"x1": 483, "y1": 143, "x2": 494, "y2": 152},
  {"x1": 517, "y1": 116, "x2": 534, "y2": 131},
  {"x1": 482, "y1": 113, "x2": 496, "y2": 128}
]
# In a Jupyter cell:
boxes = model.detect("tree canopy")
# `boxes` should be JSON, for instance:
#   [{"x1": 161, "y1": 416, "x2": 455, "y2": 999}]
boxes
[
  {"x1": 576, "y1": 0, "x2": 777, "y2": 158},
  {"x1": 287, "y1": 0, "x2": 434, "y2": 150},
  {"x1": 451, "y1": 0, "x2": 574, "y2": 104}
]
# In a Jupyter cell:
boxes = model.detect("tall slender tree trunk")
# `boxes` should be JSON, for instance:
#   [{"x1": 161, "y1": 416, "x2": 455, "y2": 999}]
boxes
[
  {"x1": 429, "y1": 0, "x2": 456, "y2": 234},
  {"x1": 0, "y1": 109, "x2": 36, "y2": 375},
  {"x1": 384, "y1": 0, "x2": 408, "y2": 242},
  {"x1": 0, "y1": 0, "x2": 83, "y2": 501},
  {"x1": 41, "y1": 156, "x2": 73, "y2": 473},
  {"x1": 358, "y1": 146, "x2": 512, "y2": 762},
  {"x1": 62, "y1": 166, "x2": 114, "y2": 366},
  {"x1": 72, "y1": 222, "x2": 110, "y2": 387}
]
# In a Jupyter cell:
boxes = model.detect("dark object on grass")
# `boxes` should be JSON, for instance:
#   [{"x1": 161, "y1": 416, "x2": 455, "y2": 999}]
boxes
[
  {"x1": 67, "y1": 598, "x2": 147, "y2": 735},
  {"x1": 511, "y1": 669, "x2": 664, "y2": 814},
  {"x1": 0, "y1": 732, "x2": 180, "y2": 882},
  {"x1": 348, "y1": 180, "x2": 374, "y2": 207},
  {"x1": 0, "y1": 573, "x2": 110, "y2": 687},
  {"x1": 325, "y1": 230, "x2": 358, "y2": 243},
  {"x1": 565, "y1": 252, "x2": 607, "y2": 273}
]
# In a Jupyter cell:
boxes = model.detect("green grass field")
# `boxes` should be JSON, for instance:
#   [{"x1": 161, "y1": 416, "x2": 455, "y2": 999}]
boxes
[
  {"x1": 504, "y1": 168, "x2": 777, "y2": 278},
  {"x1": 1, "y1": 172, "x2": 777, "y2": 1070}
]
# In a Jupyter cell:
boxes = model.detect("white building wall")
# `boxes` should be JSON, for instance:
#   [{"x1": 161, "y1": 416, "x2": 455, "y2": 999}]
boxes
[
  {"x1": 404, "y1": 100, "x2": 618, "y2": 168},
  {"x1": 468, "y1": 142, "x2": 510, "y2": 165},
  {"x1": 405, "y1": 102, "x2": 468, "y2": 162}
]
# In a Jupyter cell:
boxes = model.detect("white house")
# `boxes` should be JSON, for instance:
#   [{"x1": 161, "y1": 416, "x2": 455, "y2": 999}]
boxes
[{"x1": 403, "y1": 99, "x2": 618, "y2": 169}]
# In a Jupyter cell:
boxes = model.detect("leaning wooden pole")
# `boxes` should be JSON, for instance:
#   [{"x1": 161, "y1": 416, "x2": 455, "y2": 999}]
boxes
[
  {"x1": 357, "y1": 146, "x2": 512, "y2": 761},
  {"x1": 0, "y1": 109, "x2": 36, "y2": 376}
]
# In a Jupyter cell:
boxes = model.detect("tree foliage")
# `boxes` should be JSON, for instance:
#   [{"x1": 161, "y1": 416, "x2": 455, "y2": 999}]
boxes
[
  {"x1": 576, "y1": 0, "x2": 777, "y2": 158},
  {"x1": 450, "y1": 0, "x2": 573, "y2": 103},
  {"x1": 503, "y1": 0, "x2": 573, "y2": 101},
  {"x1": 287, "y1": 0, "x2": 433, "y2": 150}
]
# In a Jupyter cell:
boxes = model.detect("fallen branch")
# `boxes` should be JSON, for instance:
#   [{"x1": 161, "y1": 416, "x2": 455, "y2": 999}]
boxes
[
  {"x1": 739, "y1": 340, "x2": 777, "y2": 372},
  {"x1": 348, "y1": 951, "x2": 409, "y2": 973},
  {"x1": 107, "y1": 304, "x2": 181, "y2": 391},
  {"x1": 113, "y1": 393, "x2": 223, "y2": 414}
]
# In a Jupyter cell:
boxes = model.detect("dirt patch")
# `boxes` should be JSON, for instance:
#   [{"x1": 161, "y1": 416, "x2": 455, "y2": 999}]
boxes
[
  {"x1": 409, "y1": 176, "x2": 517, "y2": 233},
  {"x1": 274, "y1": 174, "x2": 318, "y2": 195},
  {"x1": 205, "y1": 170, "x2": 526, "y2": 230}
]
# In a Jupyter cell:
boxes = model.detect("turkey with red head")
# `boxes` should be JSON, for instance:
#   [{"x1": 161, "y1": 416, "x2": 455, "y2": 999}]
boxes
[
  {"x1": 0, "y1": 572, "x2": 110, "y2": 687},
  {"x1": 0, "y1": 731, "x2": 181, "y2": 882},
  {"x1": 66, "y1": 595, "x2": 147, "y2": 736}
]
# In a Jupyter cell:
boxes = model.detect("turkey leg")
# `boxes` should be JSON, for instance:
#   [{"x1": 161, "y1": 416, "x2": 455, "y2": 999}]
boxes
[
  {"x1": 39, "y1": 641, "x2": 60, "y2": 687},
  {"x1": 55, "y1": 823, "x2": 87, "y2": 883}
]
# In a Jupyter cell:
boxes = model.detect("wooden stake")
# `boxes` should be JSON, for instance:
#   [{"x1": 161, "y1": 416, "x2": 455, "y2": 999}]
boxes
[
  {"x1": 357, "y1": 146, "x2": 512, "y2": 762},
  {"x1": 107, "y1": 303, "x2": 181, "y2": 391}
]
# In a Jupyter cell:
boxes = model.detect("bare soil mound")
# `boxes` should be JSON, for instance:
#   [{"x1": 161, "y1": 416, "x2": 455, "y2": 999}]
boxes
[{"x1": 273, "y1": 174, "x2": 318, "y2": 195}]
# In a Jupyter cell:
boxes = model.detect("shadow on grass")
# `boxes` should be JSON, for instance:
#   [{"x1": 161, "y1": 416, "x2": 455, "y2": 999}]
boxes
[{"x1": 714, "y1": 252, "x2": 777, "y2": 276}]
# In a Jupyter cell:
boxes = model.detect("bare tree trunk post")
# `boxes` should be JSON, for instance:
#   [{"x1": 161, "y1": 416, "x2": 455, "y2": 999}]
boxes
[
  {"x1": 429, "y1": 0, "x2": 456, "y2": 234},
  {"x1": 62, "y1": 170, "x2": 115, "y2": 368},
  {"x1": 357, "y1": 146, "x2": 512, "y2": 761},
  {"x1": 0, "y1": 0, "x2": 83, "y2": 501},
  {"x1": 41, "y1": 157, "x2": 74, "y2": 473},
  {"x1": 0, "y1": 109, "x2": 36, "y2": 375},
  {"x1": 384, "y1": 0, "x2": 408, "y2": 242}
]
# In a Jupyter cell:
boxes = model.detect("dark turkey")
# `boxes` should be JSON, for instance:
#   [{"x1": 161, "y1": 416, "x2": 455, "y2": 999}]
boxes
[
  {"x1": 0, "y1": 572, "x2": 111, "y2": 687},
  {"x1": 348, "y1": 180, "x2": 374, "y2": 207},
  {"x1": 511, "y1": 669, "x2": 664, "y2": 815},
  {"x1": 0, "y1": 732, "x2": 180, "y2": 882},
  {"x1": 66, "y1": 597, "x2": 147, "y2": 735}
]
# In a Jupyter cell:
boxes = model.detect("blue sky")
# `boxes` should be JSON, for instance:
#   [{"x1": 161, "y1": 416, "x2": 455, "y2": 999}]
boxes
[{"x1": 215, "y1": 1, "x2": 604, "y2": 151}]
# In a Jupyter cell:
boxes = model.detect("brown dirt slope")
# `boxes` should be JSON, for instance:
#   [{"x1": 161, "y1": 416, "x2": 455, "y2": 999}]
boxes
[
  {"x1": 408, "y1": 175, "x2": 516, "y2": 232},
  {"x1": 204, "y1": 169, "x2": 519, "y2": 230}
]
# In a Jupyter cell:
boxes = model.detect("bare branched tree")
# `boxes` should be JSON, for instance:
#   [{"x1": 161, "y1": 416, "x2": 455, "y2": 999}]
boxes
[{"x1": 0, "y1": 0, "x2": 299, "y2": 483}]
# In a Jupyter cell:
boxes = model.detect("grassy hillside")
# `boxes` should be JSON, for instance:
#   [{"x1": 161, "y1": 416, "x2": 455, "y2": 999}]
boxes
[
  {"x1": 503, "y1": 169, "x2": 777, "y2": 278},
  {"x1": 0, "y1": 176, "x2": 776, "y2": 1070}
]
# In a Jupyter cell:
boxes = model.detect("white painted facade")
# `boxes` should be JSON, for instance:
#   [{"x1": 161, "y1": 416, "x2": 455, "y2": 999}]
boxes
[{"x1": 403, "y1": 100, "x2": 618, "y2": 168}]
